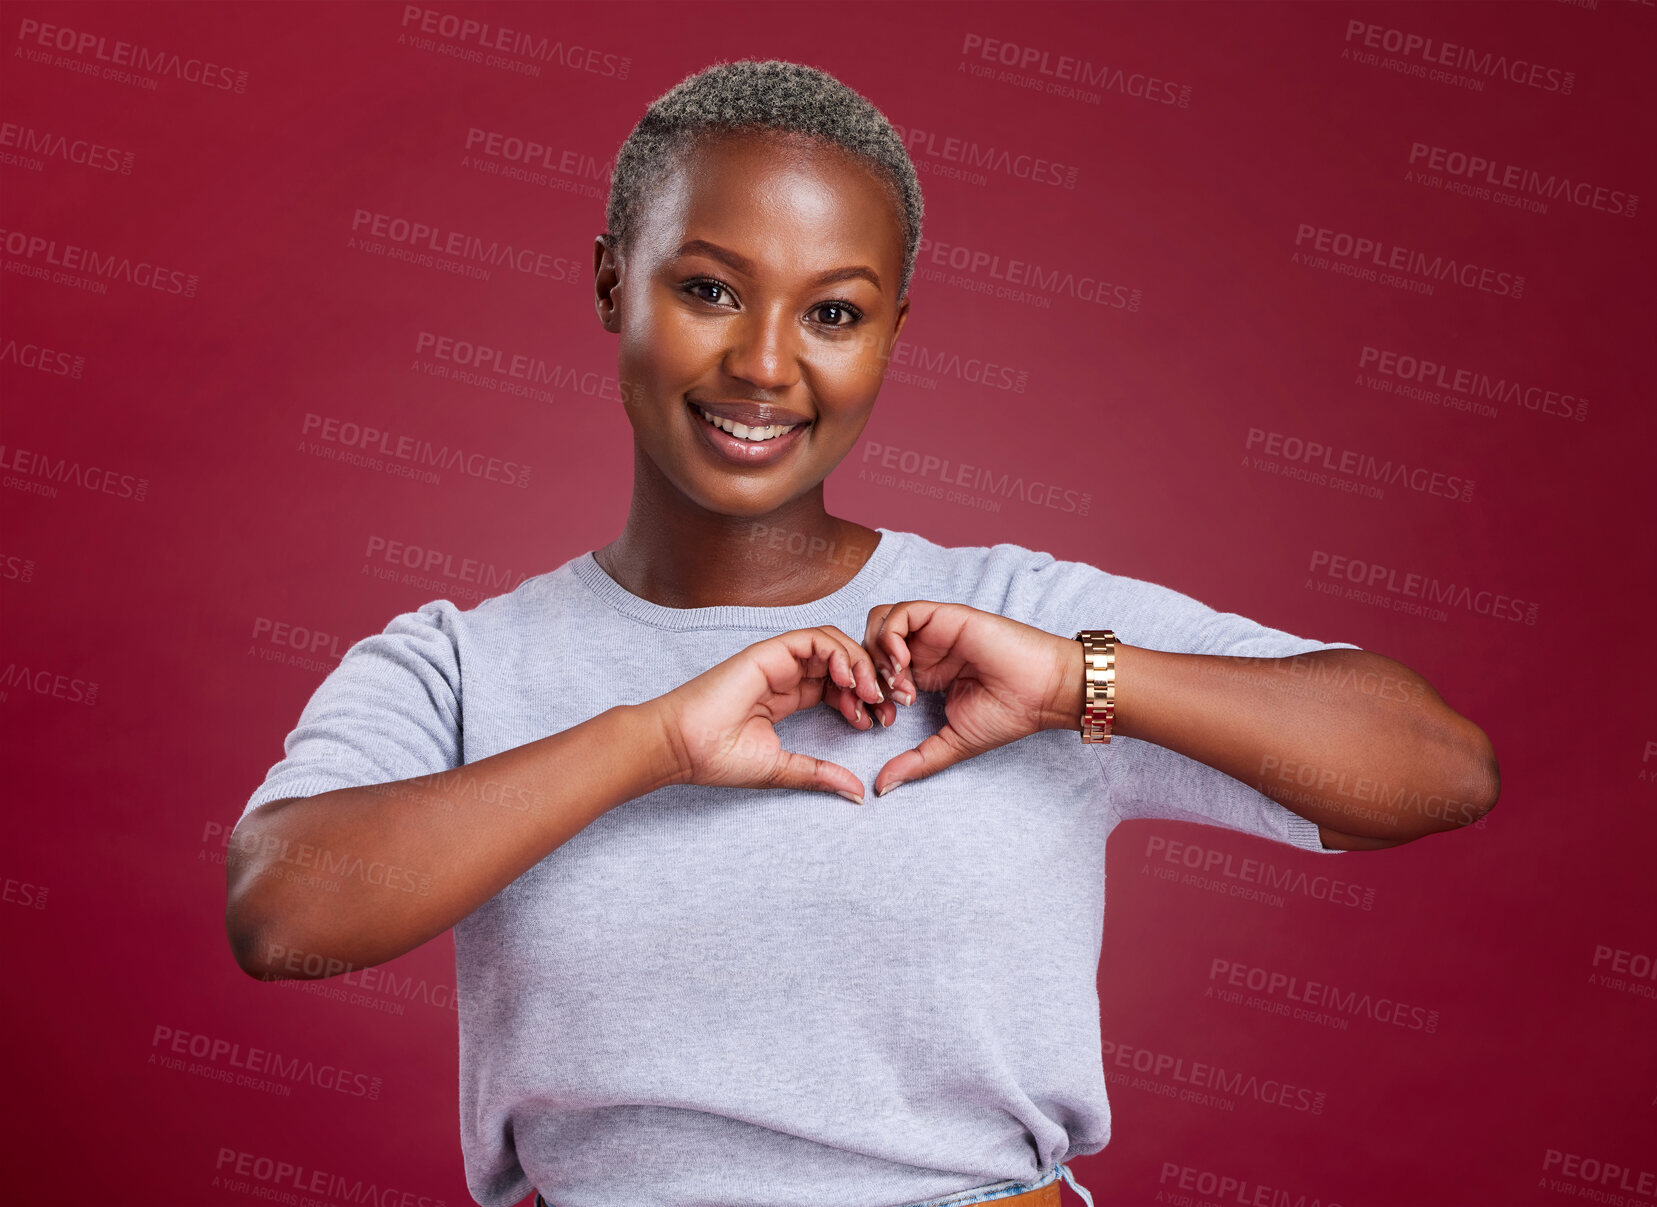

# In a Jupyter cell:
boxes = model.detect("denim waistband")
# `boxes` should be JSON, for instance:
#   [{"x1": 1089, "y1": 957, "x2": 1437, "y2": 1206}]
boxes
[
  {"x1": 533, "y1": 1161, "x2": 1095, "y2": 1207},
  {"x1": 899, "y1": 1161, "x2": 1095, "y2": 1207}
]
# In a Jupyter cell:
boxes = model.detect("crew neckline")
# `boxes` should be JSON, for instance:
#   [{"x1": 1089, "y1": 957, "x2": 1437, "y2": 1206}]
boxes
[{"x1": 572, "y1": 526, "x2": 907, "y2": 631}]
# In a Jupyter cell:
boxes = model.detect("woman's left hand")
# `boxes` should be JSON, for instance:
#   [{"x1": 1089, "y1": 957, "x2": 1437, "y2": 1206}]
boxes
[{"x1": 853, "y1": 600, "x2": 1084, "y2": 796}]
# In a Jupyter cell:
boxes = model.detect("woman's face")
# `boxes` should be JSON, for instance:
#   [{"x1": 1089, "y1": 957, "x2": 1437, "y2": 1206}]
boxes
[{"x1": 595, "y1": 130, "x2": 910, "y2": 518}]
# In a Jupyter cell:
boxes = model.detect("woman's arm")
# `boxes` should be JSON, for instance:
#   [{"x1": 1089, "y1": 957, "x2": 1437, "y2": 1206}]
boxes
[
  {"x1": 226, "y1": 703, "x2": 682, "y2": 980},
  {"x1": 227, "y1": 624, "x2": 888, "y2": 981},
  {"x1": 856, "y1": 601, "x2": 1499, "y2": 849},
  {"x1": 1051, "y1": 643, "x2": 1500, "y2": 847}
]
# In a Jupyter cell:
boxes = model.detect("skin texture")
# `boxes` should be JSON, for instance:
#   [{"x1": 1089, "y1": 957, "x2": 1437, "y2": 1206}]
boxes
[
  {"x1": 592, "y1": 129, "x2": 905, "y2": 608},
  {"x1": 226, "y1": 126, "x2": 1499, "y2": 981},
  {"x1": 591, "y1": 126, "x2": 1498, "y2": 836}
]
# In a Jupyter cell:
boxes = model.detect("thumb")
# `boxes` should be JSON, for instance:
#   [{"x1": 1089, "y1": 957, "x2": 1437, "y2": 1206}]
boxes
[
  {"x1": 762, "y1": 747, "x2": 869, "y2": 806},
  {"x1": 873, "y1": 724, "x2": 974, "y2": 797}
]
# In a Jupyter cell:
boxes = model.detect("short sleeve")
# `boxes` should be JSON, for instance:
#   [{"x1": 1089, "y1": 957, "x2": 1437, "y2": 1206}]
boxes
[
  {"x1": 1000, "y1": 548, "x2": 1356, "y2": 855},
  {"x1": 235, "y1": 600, "x2": 464, "y2": 828}
]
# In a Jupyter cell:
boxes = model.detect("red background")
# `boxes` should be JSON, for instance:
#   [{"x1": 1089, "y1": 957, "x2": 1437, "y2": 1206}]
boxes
[{"x1": 3, "y1": 2, "x2": 1653, "y2": 1204}]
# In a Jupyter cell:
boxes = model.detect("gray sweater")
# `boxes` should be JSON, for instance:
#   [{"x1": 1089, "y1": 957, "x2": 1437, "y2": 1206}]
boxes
[{"x1": 237, "y1": 526, "x2": 1356, "y2": 1207}]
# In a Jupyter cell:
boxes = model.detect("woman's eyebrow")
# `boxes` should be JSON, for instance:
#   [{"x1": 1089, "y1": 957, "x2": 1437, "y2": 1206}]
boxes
[{"x1": 671, "y1": 238, "x2": 881, "y2": 290}]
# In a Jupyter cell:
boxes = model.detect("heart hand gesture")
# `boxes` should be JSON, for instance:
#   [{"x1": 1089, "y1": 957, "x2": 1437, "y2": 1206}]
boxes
[
  {"x1": 651, "y1": 625, "x2": 890, "y2": 804},
  {"x1": 860, "y1": 600, "x2": 1082, "y2": 796}
]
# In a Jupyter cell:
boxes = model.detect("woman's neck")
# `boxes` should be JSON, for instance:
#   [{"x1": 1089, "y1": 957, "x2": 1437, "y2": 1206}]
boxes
[{"x1": 593, "y1": 491, "x2": 881, "y2": 611}]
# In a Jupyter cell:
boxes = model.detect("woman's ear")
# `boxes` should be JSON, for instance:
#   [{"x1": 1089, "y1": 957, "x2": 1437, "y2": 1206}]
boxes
[
  {"x1": 594, "y1": 234, "x2": 622, "y2": 334},
  {"x1": 891, "y1": 294, "x2": 910, "y2": 341}
]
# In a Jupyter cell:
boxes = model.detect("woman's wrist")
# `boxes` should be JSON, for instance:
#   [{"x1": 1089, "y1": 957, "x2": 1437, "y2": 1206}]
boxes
[
  {"x1": 619, "y1": 699, "x2": 694, "y2": 793},
  {"x1": 1036, "y1": 632, "x2": 1133, "y2": 737},
  {"x1": 1037, "y1": 632, "x2": 1087, "y2": 732}
]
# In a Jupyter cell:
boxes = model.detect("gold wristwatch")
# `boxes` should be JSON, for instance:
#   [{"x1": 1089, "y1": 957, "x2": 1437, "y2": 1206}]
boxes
[{"x1": 1074, "y1": 630, "x2": 1117, "y2": 743}]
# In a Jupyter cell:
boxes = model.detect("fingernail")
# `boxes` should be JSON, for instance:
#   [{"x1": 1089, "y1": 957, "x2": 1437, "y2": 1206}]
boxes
[
  {"x1": 896, "y1": 687, "x2": 915, "y2": 706},
  {"x1": 876, "y1": 779, "x2": 903, "y2": 797},
  {"x1": 878, "y1": 665, "x2": 896, "y2": 688},
  {"x1": 872, "y1": 681, "x2": 885, "y2": 703},
  {"x1": 836, "y1": 789, "x2": 865, "y2": 806},
  {"x1": 876, "y1": 709, "x2": 889, "y2": 728},
  {"x1": 854, "y1": 702, "x2": 864, "y2": 723}
]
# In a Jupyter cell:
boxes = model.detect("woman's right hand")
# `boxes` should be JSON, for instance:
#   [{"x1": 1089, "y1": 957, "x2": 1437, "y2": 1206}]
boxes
[{"x1": 646, "y1": 626, "x2": 897, "y2": 804}]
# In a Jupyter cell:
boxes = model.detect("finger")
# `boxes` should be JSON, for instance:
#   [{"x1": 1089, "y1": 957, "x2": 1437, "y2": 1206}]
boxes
[
  {"x1": 841, "y1": 680, "x2": 896, "y2": 728},
  {"x1": 864, "y1": 600, "x2": 906, "y2": 676},
  {"x1": 881, "y1": 630, "x2": 916, "y2": 704},
  {"x1": 825, "y1": 645, "x2": 863, "y2": 727},
  {"x1": 768, "y1": 627, "x2": 884, "y2": 727},
  {"x1": 813, "y1": 649, "x2": 859, "y2": 726},
  {"x1": 872, "y1": 723, "x2": 972, "y2": 796},
  {"x1": 765, "y1": 627, "x2": 858, "y2": 700},
  {"x1": 764, "y1": 746, "x2": 868, "y2": 805},
  {"x1": 829, "y1": 643, "x2": 854, "y2": 693},
  {"x1": 814, "y1": 626, "x2": 885, "y2": 720},
  {"x1": 824, "y1": 625, "x2": 886, "y2": 706},
  {"x1": 824, "y1": 678, "x2": 874, "y2": 729},
  {"x1": 866, "y1": 601, "x2": 940, "y2": 703}
]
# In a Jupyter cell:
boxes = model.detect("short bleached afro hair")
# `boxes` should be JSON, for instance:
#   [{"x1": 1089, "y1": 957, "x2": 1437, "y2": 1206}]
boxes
[{"x1": 605, "y1": 58, "x2": 925, "y2": 300}]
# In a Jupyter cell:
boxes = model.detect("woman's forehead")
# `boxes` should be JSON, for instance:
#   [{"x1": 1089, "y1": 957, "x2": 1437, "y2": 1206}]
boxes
[
  {"x1": 644, "y1": 133, "x2": 905, "y2": 266},
  {"x1": 678, "y1": 130, "x2": 889, "y2": 204}
]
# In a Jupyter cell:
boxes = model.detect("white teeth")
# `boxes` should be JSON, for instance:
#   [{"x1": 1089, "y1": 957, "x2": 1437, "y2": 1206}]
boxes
[{"x1": 696, "y1": 405, "x2": 798, "y2": 442}]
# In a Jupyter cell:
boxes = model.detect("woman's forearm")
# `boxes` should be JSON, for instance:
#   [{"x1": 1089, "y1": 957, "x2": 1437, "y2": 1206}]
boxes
[
  {"x1": 225, "y1": 702, "x2": 683, "y2": 980},
  {"x1": 1047, "y1": 640, "x2": 1500, "y2": 844}
]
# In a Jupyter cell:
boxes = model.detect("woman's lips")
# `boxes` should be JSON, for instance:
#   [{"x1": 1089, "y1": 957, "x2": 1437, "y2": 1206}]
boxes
[
  {"x1": 687, "y1": 399, "x2": 809, "y2": 466},
  {"x1": 690, "y1": 397, "x2": 811, "y2": 429}
]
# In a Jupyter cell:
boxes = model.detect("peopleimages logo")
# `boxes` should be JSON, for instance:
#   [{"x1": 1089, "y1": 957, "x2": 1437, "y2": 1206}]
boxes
[
  {"x1": 1144, "y1": 834, "x2": 1377, "y2": 911},
  {"x1": 0, "y1": 336, "x2": 85, "y2": 378},
  {"x1": 360, "y1": 534, "x2": 532, "y2": 604},
  {"x1": 461, "y1": 126, "x2": 611, "y2": 197},
  {"x1": 1244, "y1": 427, "x2": 1475, "y2": 503},
  {"x1": 0, "y1": 120, "x2": 133, "y2": 173},
  {"x1": 858, "y1": 440, "x2": 1089, "y2": 516},
  {"x1": 1358, "y1": 346, "x2": 1588, "y2": 422},
  {"x1": 959, "y1": 32, "x2": 1192, "y2": 107},
  {"x1": 14, "y1": 17, "x2": 249, "y2": 93},
  {"x1": 1, "y1": 873, "x2": 48, "y2": 910},
  {"x1": 1540, "y1": 1149, "x2": 1657, "y2": 1201},
  {"x1": 1208, "y1": 958, "x2": 1441, "y2": 1033},
  {"x1": 213, "y1": 1147, "x2": 446, "y2": 1207},
  {"x1": 348, "y1": 209, "x2": 580, "y2": 284},
  {"x1": 1343, "y1": 20, "x2": 1575, "y2": 94},
  {"x1": 0, "y1": 552, "x2": 37, "y2": 584},
  {"x1": 1158, "y1": 1162, "x2": 1343, "y2": 1207},
  {"x1": 300, "y1": 412, "x2": 531, "y2": 489},
  {"x1": 916, "y1": 235, "x2": 1140, "y2": 311},
  {"x1": 0, "y1": 227, "x2": 198, "y2": 296},
  {"x1": 0, "y1": 442, "x2": 148, "y2": 503},
  {"x1": 892, "y1": 122, "x2": 1079, "y2": 189},
  {"x1": 1589, "y1": 943, "x2": 1657, "y2": 1002},
  {"x1": 398, "y1": 5, "x2": 630, "y2": 78},
  {"x1": 149, "y1": 1025, "x2": 383, "y2": 1099},
  {"x1": 1307, "y1": 549, "x2": 1539, "y2": 626},
  {"x1": 1101, "y1": 1038, "x2": 1329, "y2": 1114},
  {"x1": 1292, "y1": 223, "x2": 1523, "y2": 299},
  {"x1": 1407, "y1": 143, "x2": 1636, "y2": 218},
  {"x1": 0, "y1": 661, "x2": 99, "y2": 705}
]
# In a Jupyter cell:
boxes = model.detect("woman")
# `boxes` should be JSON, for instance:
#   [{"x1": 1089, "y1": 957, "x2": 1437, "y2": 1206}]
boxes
[{"x1": 226, "y1": 59, "x2": 1499, "y2": 1207}]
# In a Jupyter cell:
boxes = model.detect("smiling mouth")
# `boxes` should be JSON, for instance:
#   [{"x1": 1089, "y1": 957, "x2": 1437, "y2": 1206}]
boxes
[{"x1": 690, "y1": 402, "x2": 807, "y2": 443}]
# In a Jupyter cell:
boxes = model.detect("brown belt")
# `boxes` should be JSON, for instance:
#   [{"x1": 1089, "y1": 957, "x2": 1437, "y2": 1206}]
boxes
[{"x1": 983, "y1": 1181, "x2": 1062, "y2": 1206}]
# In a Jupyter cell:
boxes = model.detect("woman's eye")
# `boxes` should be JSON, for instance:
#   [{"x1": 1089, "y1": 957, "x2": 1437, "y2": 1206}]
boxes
[
  {"x1": 688, "y1": 280, "x2": 730, "y2": 305},
  {"x1": 813, "y1": 302, "x2": 861, "y2": 327},
  {"x1": 684, "y1": 280, "x2": 859, "y2": 327}
]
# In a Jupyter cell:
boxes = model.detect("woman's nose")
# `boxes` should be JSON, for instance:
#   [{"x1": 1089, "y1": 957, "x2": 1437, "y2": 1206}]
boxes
[{"x1": 721, "y1": 307, "x2": 801, "y2": 391}]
